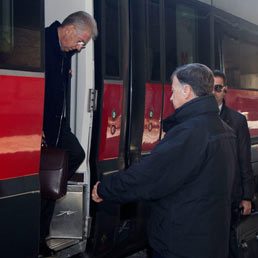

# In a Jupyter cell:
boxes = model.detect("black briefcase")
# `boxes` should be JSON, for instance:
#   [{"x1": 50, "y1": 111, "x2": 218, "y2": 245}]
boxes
[
  {"x1": 236, "y1": 211, "x2": 258, "y2": 258},
  {"x1": 39, "y1": 147, "x2": 68, "y2": 200}
]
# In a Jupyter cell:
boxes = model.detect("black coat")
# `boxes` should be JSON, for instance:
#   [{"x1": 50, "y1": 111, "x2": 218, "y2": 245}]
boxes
[
  {"x1": 98, "y1": 95, "x2": 237, "y2": 258},
  {"x1": 44, "y1": 21, "x2": 74, "y2": 146},
  {"x1": 220, "y1": 100, "x2": 254, "y2": 201}
]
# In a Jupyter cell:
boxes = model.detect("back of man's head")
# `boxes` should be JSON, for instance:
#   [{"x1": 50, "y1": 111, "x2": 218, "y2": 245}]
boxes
[
  {"x1": 213, "y1": 70, "x2": 227, "y2": 85},
  {"x1": 62, "y1": 11, "x2": 98, "y2": 39},
  {"x1": 172, "y1": 63, "x2": 214, "y2": 96}
]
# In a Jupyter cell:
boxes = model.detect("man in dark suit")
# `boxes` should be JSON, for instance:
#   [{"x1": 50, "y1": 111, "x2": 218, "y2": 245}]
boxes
[
  {"x1": 92, "y1": 64, "x2": 237, "y2": 258},
  {"x1": 40, "y1": 11, "x2": 98, "y2": 257},
  {"x1": 213, "y1": 70, "x2": 254, "y2": 258}
]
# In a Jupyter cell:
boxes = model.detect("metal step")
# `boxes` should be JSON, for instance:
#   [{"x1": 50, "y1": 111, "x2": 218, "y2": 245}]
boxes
[
  {"x1": 47, "y1": 238, "x2": 80, "y2": 251},
  {"x1": 45, "y1": 238, "x2": 87, "y2": 258}
]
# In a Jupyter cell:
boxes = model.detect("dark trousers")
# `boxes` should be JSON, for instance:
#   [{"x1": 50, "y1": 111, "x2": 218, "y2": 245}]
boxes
[
  {"x1": 57, "y1": 119, "x2": 85, "y2": 179},
  {"x1": 40, "y1": 198, "x2": 56, "y2": 244},
  {"x1": 152, "y1": 250, "x2": 165, "y2": 258},
  {"x1": 40, "y1": 120, "x2": 85, "y2": 243}
]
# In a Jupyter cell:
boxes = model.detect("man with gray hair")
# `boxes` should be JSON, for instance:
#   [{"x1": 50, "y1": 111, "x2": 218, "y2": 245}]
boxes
[
  {"x1": 40, "y1": 11, "x2": 97, "y2": 257},
  {"x1": 92, "y1": 63, "x2": 237, "y2": 258}
]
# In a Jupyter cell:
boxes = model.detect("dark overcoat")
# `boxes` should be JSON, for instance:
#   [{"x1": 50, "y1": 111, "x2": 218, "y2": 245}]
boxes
[
  {"x1": 98, "y1": 95, "x2": 237, "y2": 258},
  {"x1": 44, "y1": 21, "x2": 74, "y2": 146},
  {"x1": 220, "y1": 100, "x2": 254, "y2": 202}
]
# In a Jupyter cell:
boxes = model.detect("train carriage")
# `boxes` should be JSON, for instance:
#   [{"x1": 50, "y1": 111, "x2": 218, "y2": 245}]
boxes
[{"x1": 1, "y1": 0, "x2": 258, "y2": 257}]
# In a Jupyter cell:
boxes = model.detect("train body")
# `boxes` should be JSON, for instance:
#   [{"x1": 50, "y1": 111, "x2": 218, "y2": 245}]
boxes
[{"x1": 1, "y1": 0, "x2": 258, "y2": 257}]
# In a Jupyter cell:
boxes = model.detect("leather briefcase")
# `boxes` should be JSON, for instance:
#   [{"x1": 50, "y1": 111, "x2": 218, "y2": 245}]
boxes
[{"x1": 39, "y1": 147, "x2": 68, "y2": 200}]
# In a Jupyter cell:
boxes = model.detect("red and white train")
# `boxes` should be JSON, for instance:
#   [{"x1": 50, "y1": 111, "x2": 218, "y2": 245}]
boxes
[{"x1": 1, "y1": 0, "x2": 258, "y2": 257}]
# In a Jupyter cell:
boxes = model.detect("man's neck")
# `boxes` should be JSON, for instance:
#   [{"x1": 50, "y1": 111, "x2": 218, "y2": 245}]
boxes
[{"x1": 217, "y1": 99, "x2": 223, "y2": 106}]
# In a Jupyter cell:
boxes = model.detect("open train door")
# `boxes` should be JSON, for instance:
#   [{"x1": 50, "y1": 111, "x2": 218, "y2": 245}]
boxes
[
  {"x1": 44, "y1": 0, "x2": 95, "y2": 176},
  {"x1": 0, "y1": 0, "x2": 44, "y2": 257},
  {"x1": 44, "y1": 0, "x2": 96, "y2": 257},
  {"x1": 89, "y1": 0, "x2": 131, "y2": 256}
]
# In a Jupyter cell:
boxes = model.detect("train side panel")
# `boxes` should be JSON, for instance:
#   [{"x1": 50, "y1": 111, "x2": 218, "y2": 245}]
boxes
[{"x1": 0, "y1": 0, "x2": 44, "y2": 256}]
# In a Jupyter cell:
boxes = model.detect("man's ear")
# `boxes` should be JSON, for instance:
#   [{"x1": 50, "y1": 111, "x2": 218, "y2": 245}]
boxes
[{"x1": 183, "y1": 85, "x2": 192, "y2": 98}]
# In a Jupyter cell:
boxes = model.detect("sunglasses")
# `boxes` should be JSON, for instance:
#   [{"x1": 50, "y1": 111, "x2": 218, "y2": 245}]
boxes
[{"x1": 214, "y1": 84, "x2": 227, "y2": 93}]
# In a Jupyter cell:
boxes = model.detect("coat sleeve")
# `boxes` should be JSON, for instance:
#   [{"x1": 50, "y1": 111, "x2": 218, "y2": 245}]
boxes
[
  {"x1": 237, "y1": 116, "x2": 254, "y2": 200},
  {"x1": 97, "y1": 126, "x2": 207, "y2": 203}
]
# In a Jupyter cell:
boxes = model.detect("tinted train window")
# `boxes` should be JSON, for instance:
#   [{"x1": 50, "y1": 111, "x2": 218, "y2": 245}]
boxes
[
  {"x1": 197, "y1": 5, "x2": 210, "y2": 67},
  {"x1": 176, "y1": 4, "x2": 197, "y2": 66},
  {"x1": 0, "y1": 0, "x2": 42, "y2": 71},
  {"x1": 164, "y1": 1, "x2": 198, "y2": 82},
  {"x1": 104, "y1": 0, "x2": 120, "y2": 77},
  {"x1": 164, "y1": 0, "x2": 176, "y2": 81},
  {"x1": 239, "y1": 41, "x2": 258, "y2": 89},
  {"x1": 222, "y1": 35, "x2": 241, "y2": 89},
  {"x1": 223, "y1": 36, "x2": 258, "y2": 90},
  {"x1": 216, "y1": 15, "x2": 258, "y2": 90},
  {"x1": 147, "y1": 0, "x2": 160, "y2": 81}
]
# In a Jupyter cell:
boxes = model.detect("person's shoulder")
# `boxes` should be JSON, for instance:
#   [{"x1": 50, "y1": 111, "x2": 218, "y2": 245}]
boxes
[
  {"x1": 224, "y1": 104, "x2": 246, "y2": 122},
  {"x1": 45, "y1": 21, "x2": 61, "y2": 33},
  {"x1": 45, "y1": 21, "x2": 61, "y2": 51}
]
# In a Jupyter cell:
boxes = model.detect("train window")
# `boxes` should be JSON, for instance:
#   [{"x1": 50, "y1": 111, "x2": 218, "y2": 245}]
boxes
[
  {"x1": 217, "y1": 18, "x2": 258, "y2": 90},
  {"x1": 176, "y1": 4, "x2": 197, "y2": 66},
  {"x1": 224, "y1": 38, "x2": 258, "y2": 90},
  {"x1": 0, "y1": 0, "x2": 42, "y2": 71},
  {"x1": 0, "y1": 0, "x2": 13, "y2": 54},
  {"x1": 104, "y1": 0, "x2": 120, "y2": 78},
  {"x1": 147, "y1": 0, "x2": 161, "y2": 81},
  {"x1": 239, "y1": 41, "x2": 258, "y2": 90},
  {"x1": 197, "y1": 4, "x2": 210, "y2": 67},
  {"x1": 222, "y1": 35, "x2": 241, "y2": 89},
  {"x1": 164, "y1": 1, "x2": 199, "y2": 82},
  {"x1": 164, "y1": 0, "x2": 176, "y2": 81}
]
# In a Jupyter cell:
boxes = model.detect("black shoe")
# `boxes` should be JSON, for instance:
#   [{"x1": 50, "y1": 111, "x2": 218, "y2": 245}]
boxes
[{"x1": 39, "y1": 242, "x2": 56, "y2": 257}]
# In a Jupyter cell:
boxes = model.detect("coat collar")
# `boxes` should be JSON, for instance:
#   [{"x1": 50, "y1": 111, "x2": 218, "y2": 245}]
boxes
[
  {"x1": 220, "y1": 99, "x2": 227, "y2": 117},
  {"x1": 163, "y1": 94, "x2": 219, "y2": 133},
  {"x1": 47, "y1": 21, "x2": 62, "y2": 54},
  {"x1": 47, "y1": 21, "x2": 77, "y2": 58},
  {"x1": 219, "y1": 99, "x2": 232, "y2": 124}
]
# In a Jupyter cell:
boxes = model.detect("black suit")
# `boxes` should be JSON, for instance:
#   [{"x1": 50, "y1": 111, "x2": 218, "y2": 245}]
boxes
[
  {"x1": 40, "y1": 21, "x2": 85, "y2": 246},
  {"x1": 98, "y1": 95, "x2": 237, "y2": 258},
  {"x1": 220, "y1": 100, "x2": 254, "y2": 258},
  {"x1": 220, "y1": 100, "x2": 254, "y2": 202}
]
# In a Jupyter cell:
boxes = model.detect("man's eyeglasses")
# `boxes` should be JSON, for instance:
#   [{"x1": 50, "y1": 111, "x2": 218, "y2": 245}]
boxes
[
  {"x1": 214, "y1": 84, "x2": 227, "y2": 93},
  {"x1": 77, "y1": 40, "x2": 86, "y2": 47}
]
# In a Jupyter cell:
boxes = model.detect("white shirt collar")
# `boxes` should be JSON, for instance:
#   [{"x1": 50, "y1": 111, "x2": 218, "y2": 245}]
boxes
[{"x1": 218, "y1": 103, "x2": 223, "y2": 114}]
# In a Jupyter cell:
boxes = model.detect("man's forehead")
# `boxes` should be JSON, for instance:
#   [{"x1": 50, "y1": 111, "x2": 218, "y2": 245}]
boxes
[{"x1": 214, "y1": 76, "x2": 224, "y2": 83}]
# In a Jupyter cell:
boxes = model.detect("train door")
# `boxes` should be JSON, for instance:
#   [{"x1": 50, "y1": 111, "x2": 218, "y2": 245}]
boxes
[
  {"x1": 43, "y1": 0, "x2": 96, "y2": 257},
  {"x1": 0, "y1": 0, "x2": 44, "y2": 257},
  {"x1": 90, "y1": 1, "x2": 135, "y2": 256}
]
